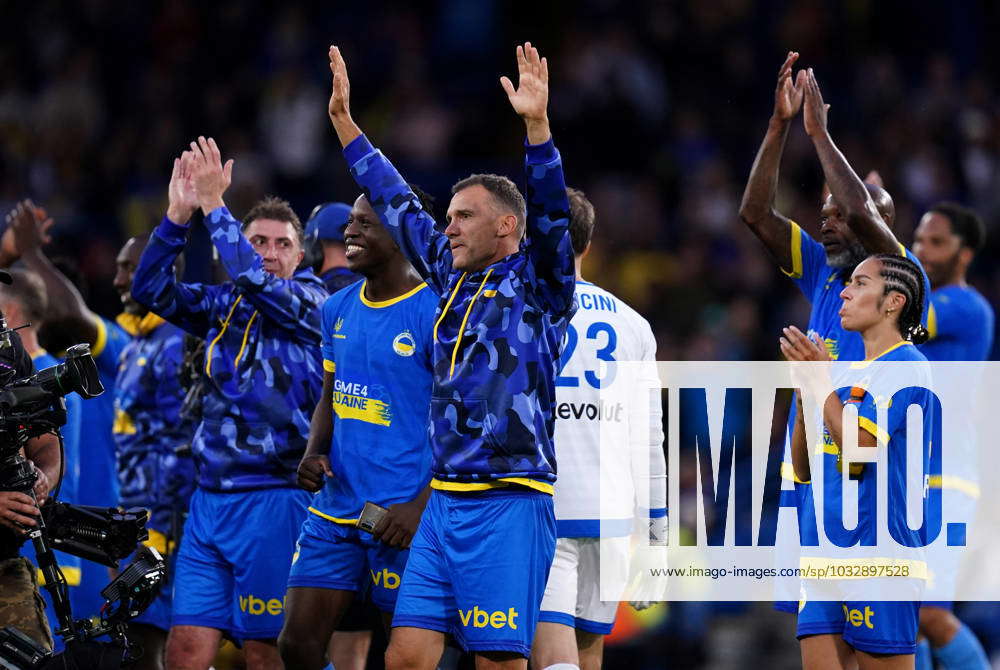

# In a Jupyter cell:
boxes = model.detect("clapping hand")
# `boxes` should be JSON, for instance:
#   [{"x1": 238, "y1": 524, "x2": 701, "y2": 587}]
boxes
[
  {"x1": 773, "y1": 51, "x2": 806, "y2": 122},
  {"x1": 802, "y1": 68, "x2": 830, "y2": 138},
  {"x1": 780, "y1": 325, "x2": 833, "y2": 406},
  {"x1": 167, "y1": 151, "x2": 200, "y2": 225},
  {"x1": 187, "y1": 136, "x2": 233, "y2": 215}
]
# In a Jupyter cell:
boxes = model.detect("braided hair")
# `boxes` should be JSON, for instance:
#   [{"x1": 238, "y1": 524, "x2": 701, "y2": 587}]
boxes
[{"x1": 872, "y1": 253, "x2": 929, "y2": 344}]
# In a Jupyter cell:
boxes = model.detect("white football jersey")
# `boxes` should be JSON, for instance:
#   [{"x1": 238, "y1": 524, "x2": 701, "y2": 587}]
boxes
[{"x1": 553, "y1": 281, "x2": 665, "y2": 537}]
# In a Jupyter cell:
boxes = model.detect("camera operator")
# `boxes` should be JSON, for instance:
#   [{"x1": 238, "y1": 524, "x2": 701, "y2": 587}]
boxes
[
  {"x1": 2, "y1": 200, "x2": 128, "y2": 623},
  {"x1": 0, "y1": 268, "x2": 85, "y2": 648},
  {"x1": 0, "y1": 269, "x2": 62, "y2": 652}
]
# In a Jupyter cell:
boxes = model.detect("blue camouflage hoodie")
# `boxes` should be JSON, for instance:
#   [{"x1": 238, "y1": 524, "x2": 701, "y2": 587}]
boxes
[
  {"x1": 345, "y1": 134, "x2": 576, "y2": 494},
  {"x1": 131, "y1": 208, "x2": 327, "y2": 492},
  {"x1": 113, "y1": 312, "x2": 196, "y2": 537}
]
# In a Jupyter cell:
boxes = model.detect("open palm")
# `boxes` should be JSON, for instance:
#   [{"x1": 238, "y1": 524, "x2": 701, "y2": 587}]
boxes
[{"x1": 501, "y1": 42, "x2": 548, "y2": 121}]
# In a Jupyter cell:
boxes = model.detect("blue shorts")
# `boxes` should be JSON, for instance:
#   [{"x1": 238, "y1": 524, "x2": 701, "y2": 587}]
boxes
[
  {"x1": 797, "y1": 600, "x2": 919, "y2": 655},
  {"x1": 172, "y1": 488, "x2": 309, "y2": 641},
  {"x1": 287, "y1": 510, "x2": 409, "y2": 613},
  {"x1": 392, "y1": 488, "x2": 556, "y2": 657}
]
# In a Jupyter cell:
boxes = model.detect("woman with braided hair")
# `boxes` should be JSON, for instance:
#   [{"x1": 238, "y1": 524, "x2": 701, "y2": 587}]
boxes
[{"x1": 780, "y1": 253, "x2": 936, "y2": 669}]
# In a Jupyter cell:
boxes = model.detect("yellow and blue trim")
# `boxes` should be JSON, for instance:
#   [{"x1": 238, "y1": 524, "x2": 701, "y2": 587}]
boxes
[
  {"x1": 205, "y1": 295, "x2": 244, "y2": 376},
  {"x1": 780, "y1": 221, "x2": 805, "y2": 279},
  {"x1": 849, "y1": 340, "x2": 913, "y2": 368},
  {"x1": 448, "y1": 270, "x2": 494, "y2": 378},
  {"x1": 431, "y1": 476, "x2": 554, "y2": 495},
  {"x1": 116, "y1": 311, "x2": 167, "y2": 337},
  {"x1": 308, "y1": 506, "x2": 359, "y2": 525},
  {"x1": 91, "y1": 314, "x2": 109, "y2": 358},
  {"x1": 359, "y1": 281, "x2": 428, "y2": 308}
]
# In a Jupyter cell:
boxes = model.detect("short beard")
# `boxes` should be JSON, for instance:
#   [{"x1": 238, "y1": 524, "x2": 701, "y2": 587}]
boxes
[
  {"x1": 826, "y1": 241, "x2": 868, "y2": 270},
  {"x1": 930, "y1": 252, "x2": 962, "y2": 289}
]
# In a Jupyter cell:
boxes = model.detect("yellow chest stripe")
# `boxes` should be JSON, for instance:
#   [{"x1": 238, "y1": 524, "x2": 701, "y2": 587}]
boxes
[
  {"x1": 206, "y1": 295, "x2": 244, "y2": 377},
  {"x1": 449, "y1": 269, "x2": 494, "y2": 378}
]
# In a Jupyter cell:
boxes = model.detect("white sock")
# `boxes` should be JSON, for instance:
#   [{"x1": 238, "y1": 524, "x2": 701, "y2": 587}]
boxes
[{"x1": 543, "y1": 664, "x2": 581, "y2": 670}]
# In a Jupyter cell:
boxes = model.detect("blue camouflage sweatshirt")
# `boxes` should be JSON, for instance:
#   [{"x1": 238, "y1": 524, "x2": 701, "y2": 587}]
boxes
[
  {"x1": 131, "y1": 208, "x2": 327, "y2": 492},
  {"x1": 345, "y1": 134, "x2": 576, "y2": 494},
  {"x1": 113, "y1": 312, "x2": 196, "y2": 537}
]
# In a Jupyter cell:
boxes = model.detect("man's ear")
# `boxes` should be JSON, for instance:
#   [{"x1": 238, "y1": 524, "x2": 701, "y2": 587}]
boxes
[
  {"x1": 959, "y1": 247, "x2": 974, "y2": 268},
  {"x1": 496, "y1": 214, "x2": 518, "y2": 238}
]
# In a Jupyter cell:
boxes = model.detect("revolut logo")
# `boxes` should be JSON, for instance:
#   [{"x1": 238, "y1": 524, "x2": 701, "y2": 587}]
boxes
[
  {"x1": 239, "y1": 594, "x2": 284, "y2": 616},
  {"x1": 458, "y1": 606, "x2": 519, "y2": 629},
  {"x1": 555, "y1": 401, "x2": 624, "y2": 422}
]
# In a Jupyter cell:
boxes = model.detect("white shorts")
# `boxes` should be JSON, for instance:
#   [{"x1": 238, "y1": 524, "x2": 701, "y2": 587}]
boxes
[{"x1": 538, "y1": 537, "x2": 625, "y2": 635}]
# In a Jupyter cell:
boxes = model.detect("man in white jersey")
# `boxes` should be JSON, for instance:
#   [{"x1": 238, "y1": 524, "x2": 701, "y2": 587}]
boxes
[{"x1": 532, "y1": 188, "x2": 666, "y2": 670}]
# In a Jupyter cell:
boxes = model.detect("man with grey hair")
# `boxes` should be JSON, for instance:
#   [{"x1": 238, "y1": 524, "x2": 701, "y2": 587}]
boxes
[{"x1": 328, "y1": 42, "x2": 575, "y2": 670}]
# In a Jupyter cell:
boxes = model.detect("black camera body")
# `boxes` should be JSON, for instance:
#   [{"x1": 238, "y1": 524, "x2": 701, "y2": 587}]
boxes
[{"x1": 0, "y1": 340, "x2": 166, "y2": 669}]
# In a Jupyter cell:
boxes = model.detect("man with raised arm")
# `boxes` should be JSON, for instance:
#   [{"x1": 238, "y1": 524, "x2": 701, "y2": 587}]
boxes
[
  {"x1": 740, "y1": 54, "x2": 932, "y2": 662},
  {"x1": 327, "y1": 42, "x2": 575, "y2": 670},
  {"x1": 277, "y1": 188, "x2": 437, "y2": 669},
  {"x1": 739, "y1": 53, "x2": 927, "y2": 363},
  {"x1": 131, "y1": 143, "x2": 327, "y2": 670}
]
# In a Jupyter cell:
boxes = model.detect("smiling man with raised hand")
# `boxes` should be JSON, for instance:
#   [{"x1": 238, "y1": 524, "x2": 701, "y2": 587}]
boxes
[
  {"x1": 131, "y1": 141, "x2": 327, "y2": 670},
  {"x1": 278, "y1": 188, "x2": 437, "y2": 669},
  {"x1": 327, "y1": 42, "x2": 575, "y2": 670}
]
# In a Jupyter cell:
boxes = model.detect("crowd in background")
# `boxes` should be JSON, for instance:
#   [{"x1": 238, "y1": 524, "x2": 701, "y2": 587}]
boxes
[{"x1": 3, "y1": 1, "x2": 1000, "y2": 668}]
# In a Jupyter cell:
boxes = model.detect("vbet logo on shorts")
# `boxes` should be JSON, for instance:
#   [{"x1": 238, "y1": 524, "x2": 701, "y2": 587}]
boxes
[
  {"x1": 458, "y1": 606, "x2": 519, "y2": 630},
  {"x1": 843, "y1": 605, "x2": 875, "y2": 629},
  {"x1": 240, "y1": 593, "x2": 285, "y2": 616},
  {"x1": 370, "y1": 567, "x2": 400, "y2": 590},
  {"x1": 597, "y1": 361, "x2": 1000, "y2": 604}
]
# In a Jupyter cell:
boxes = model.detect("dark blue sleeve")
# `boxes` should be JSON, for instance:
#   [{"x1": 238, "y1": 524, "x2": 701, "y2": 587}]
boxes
[
  {"x1": 523, "y1": 138, "x2": 575, "y2": 316},
  {"x1": 132, "y1": 217, "x2": 221, "y2": 338},
  {"x1": 345, "y1": 135, "x2": 451, "y2": 295},
  {"x1": 202, "y1": 206, "x2": 325, "y2": 341}
]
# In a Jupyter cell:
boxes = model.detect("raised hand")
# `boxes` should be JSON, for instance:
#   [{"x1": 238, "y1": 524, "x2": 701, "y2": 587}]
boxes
[
  {"x1": 167, "y1": 151, "x2": 200, "y2": 225},
  {"x1": 188, "y1": 136, "x2": 233, "y2": 215},
  {"x1": 5, "y1": 200, "x2": 54, "y2": 262},
  {"x1": 773, "y1": 51, "x2": 805, "y2": 121},
  {"x1": 327, "y1": 45, "x2": 362, "y2": 147},
  {"x1": 328, "y1": 45, "x2": 351, "y2": 122},
  {"x1": 802, "y1": 68, "x2": 830, "y2": 138},
  {"x1": 500, "y1": 41, "x2": 551, "y2": 144}
]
